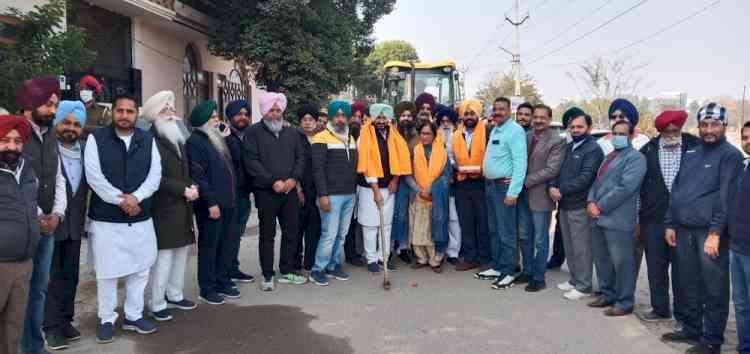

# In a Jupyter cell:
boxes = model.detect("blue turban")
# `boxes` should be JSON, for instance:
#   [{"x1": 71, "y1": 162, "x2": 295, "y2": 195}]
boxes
[
  {"x1": 433, "y1": 104, "x2": 458, "y2": 124},
  {"x1": 225, "y1": 99, "x2": 250, "y2": 119},
  {"x1": 54, "y1": 100, "x2": 86, "y2": 127},
  {"x1": 369, "y1": 103, "x2": 394, "y2": 119},
  {"x1": 608, "y1": 98, "x2": 639, "y2": 127},
  {"x1": 328, "y1": 100, "x2": 352, "y2": 119}
]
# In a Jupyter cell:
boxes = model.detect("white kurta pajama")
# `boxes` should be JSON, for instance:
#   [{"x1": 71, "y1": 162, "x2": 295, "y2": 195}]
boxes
[
  {"x1": 84, "y1": 133, "x2": 162, "y2": 324},
  {"x1": 357, "y1": 185, "x2": 395, "y2": 264}
]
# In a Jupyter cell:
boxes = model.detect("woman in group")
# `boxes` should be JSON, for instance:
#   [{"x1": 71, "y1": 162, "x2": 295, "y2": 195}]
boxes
[{"x1": 406, "y1": 121, "x2": 451, "y2": 273}]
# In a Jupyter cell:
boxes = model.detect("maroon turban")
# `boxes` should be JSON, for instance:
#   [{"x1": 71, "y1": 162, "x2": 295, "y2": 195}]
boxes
[
  {"x1": 654, "y1": 111, "x2": 688, "y2": 132},
  {"x1": 78, "y1": 75, "x2": 103, "y2": 94},
  {"x1": 0, "y1": 115, "x2": 32, "y2": 143},
  {"x1": 415, "y1": 93, "x2": 436, "y2": 111},
  {"x1": 15, "y1": 76, "x2": 61, "y2": 111},
  {"x1": 352, "y1": 100, "x2": 369, "y2": 116}
]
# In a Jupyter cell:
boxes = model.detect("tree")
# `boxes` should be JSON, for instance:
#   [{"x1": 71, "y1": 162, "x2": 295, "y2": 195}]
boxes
[
  {"x1": 0, "y1": 0, "x2": 96, "y2": 111},
  {"x1": 352, "y1": 39, "x2": 419, "y2": 99},
  {"x1": 475, "y1": 72, "x2": 543, "y2": 107},
  {"x1": 207, "y1": 0, "x2": 396, "y2": 116}
]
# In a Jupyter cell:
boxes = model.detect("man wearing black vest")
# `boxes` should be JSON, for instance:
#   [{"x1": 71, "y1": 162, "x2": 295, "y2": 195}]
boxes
[
  {"x1": 84, "y1": 94, "x2": 162, "y2": 343},
  {"x1": 16, "y1": 76, "x2": 68, "y2": 354},
  {"x1": 42, "y1": 101, "x2": 89, "y2": 350},
  {"x1": 0, "y1": 115, "x2": 39, "y2": 354}
]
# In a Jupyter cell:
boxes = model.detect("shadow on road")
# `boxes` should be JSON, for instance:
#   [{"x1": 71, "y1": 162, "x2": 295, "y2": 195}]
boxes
[{"x1": 80, "y1": 305, "x2": 354, "y2": 354}]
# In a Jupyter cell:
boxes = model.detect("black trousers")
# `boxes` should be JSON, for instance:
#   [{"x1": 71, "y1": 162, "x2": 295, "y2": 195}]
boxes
[
  {"x1": 548, "y1": 212, "x2": 566, "y2": 264},
  {"x1": 455, "y1": 187, "x2": 489, "y2": 264},
  {"x1": 195, "y1": 205, "x2": 236, "y2": 296},
  {"x1": 43, "y1": 238, "x2": 80, "y2": 334},
  {"x1": 675, "y1": 227, "x2": 730, "y2": 346},
  {"x1": 344, "y1": 218, "x2": 363, "y2": 262},
  {"x1": 296, "y1": 200, "x2": 321, "y2": 271},
  {"x1": 642, "y1": 223, "x2": 685, "y2": 320},
  {"x1": 256, "y1": 189, "x2": 300, "y2": 279}
]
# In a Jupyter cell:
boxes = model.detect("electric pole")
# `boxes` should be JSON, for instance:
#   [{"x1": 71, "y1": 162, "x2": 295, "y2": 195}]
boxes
[{"x1": 500, "y1": 0, "x2": 529, "y2": 96}]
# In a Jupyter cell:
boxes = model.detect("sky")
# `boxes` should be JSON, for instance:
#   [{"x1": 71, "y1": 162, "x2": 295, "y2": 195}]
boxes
[{"x1": 373, "y1": 0, "x2": 750, "y2": 106}]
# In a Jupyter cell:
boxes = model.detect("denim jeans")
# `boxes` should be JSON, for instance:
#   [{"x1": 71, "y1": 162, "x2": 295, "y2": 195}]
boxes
[
  {"x1": 521, "y1": 211, "x2": 552, "y2": 283},
  {"x1": 391, "y1": 178, "x2": 410, "y2": 246},
  {"x1": 230, "y1": 195, "x2": 252, "y2": 274},
  {"x1": 674, "y1": 228, "x2": 729, "y2": 346},
  {"x1": 731, "y1": 250, "x2": 750, "y2": 354},
  {"x1": 313, "y1": 194, "x2": 355, "y2": 272},
  {"x1": 592, "y1": 225, "x2": 637, "y2": 312},
  {"x1": 21, "y1": 234, "x2": 54, "y2": 353},
  {"x1": 517, "y1": 191, "x2": 532, "y2": 273},
  {"x1": 485, "y1": 181, "x2": 517, "y2": 274}
]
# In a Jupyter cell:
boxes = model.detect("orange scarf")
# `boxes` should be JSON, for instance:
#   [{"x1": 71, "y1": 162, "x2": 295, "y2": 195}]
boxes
[
  {"x1": 452, "y1": 120, "x2": 486, "y2": 181},
  {"x1": 414, "y1": 140, "x2": 447, "y2": 205},
  {"x1": 357, "y1": 121, "x2": 412, "y2": 178}
]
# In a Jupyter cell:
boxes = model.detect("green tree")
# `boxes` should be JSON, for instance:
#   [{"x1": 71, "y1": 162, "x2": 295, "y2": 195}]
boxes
[
  {"x1": 365, "y1": 40, "x2": 419, "y2": 78},
  {"x1": 207, "y1": 0, "x2": 396, "y2": 116},
  {"x1": 475, "y1": 72, "x2": 543, "y2": 107},
  {"x1": 0, "y1": 0, "x2": 96, "y2": 111}
]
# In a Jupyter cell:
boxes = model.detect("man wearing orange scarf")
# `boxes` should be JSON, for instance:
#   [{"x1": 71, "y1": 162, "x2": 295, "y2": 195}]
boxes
[
  {"x1": 356, "y1": 104, "x2": 412, "y2": 273},
  {"x1": 452, "y1": 99, "x2": 491, "y2": 272}
]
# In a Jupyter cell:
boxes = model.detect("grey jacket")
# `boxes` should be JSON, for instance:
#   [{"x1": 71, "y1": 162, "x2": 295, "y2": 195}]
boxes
[
  {"x1": 587, "y1": 146, "x2": 646, "y2": 232},
  {"x1": 523, "y1": 129, "x2": 566, "y2": 212}
]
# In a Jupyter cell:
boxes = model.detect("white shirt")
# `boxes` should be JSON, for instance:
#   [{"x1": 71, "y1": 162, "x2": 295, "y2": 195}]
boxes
[{"x1": 84, "y1": 131, "x2": 162, "y2": 279}]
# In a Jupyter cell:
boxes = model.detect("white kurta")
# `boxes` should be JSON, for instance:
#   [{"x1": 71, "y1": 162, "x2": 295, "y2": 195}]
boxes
[
  {"x1": 356, "y1": 185, "x2": 394, "y2": 227},
  {"x1": 84, "y1": 132, "x2": 162, "y2": 280}
]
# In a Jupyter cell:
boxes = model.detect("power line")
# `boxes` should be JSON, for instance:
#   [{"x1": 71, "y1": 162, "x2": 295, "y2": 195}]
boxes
[
  {"x1": 463, "y1": 3, "x2": 516, "y2": 71},
  {"x1": 527, "y1": 0, "x2": 615, "y2": 53},
  {"x1": 527, "y1": 0, "x2": 650, "y2": 65}
]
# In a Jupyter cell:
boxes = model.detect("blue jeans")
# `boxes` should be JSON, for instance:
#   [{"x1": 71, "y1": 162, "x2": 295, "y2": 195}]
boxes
[
  {"x1": 517, "y1": 191, "x2": 532, "y2": 272},
  {"x1": 391, "y1": 178, "x2": 410, "y2": 246},
  {"x1": 591, "y1": 225, "x2": 637, "y2": 312},
  {"x1": 21, "y1": 234, "x2": 55, "y2": 353},
  {"x1": 485, "y1": 182, "x2": 517, "y2": 274},
  {"x1": 313, "y1": 195, "x2": 355, "y2": 272},
  {"x1": 230, "y1": 195, "x2": 251, "y2": 274},
  {"x1": 731, "y1": 250, "x2": 750, "y2": 353},
  {"x1": 521, "y1": 211, "x2": 551, "y2": 283}
]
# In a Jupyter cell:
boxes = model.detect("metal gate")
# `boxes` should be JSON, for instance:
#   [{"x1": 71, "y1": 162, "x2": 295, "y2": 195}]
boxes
[{"x1": 218, "y1": 68, "x2": 248, "y2": 119}]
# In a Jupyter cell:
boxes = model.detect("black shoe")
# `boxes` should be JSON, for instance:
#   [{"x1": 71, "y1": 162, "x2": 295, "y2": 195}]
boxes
[
  {"x1": 62, "y1": 323, "x2": 81, "y2": 341},
  {"x1": 387, "y1": 258, "x2": 397, "y2": 271},
  {"x1": 661, "y1": 330, "x2": 700, "y2": 344},
  {"x1": 524, "y1": 280, "x2": 546, "y2": 292},
  {"x1": 546, "y1": 260, "x2": 563, "y2": 269},
  {"x1": 513, "y1": 264, "x2": 522, "y2": 273},
  {"x1": 514, "y1": 273, "x2": 532, "y2": 284},
  {"x1": 45, "y1": 332, "x2": 70, "y2": 350},
  {"x1": 166, "y1": 298, "x2": 198, "y2": 311},
  {"x1": 151, "y1": 309, "x2": 173, "y2": 322},
  {"x1": 348, "y1": 258, "x2": 366, "y2": 267},
  {"x1": 637, "y1": 311, "x2": 671, "y2": 322},
  {"x1": 446, "y1": 257, "x2": 459, "y2": 265},
  {"x1": 217, "y1": 287, "x2": 242, "y2": 299},
  {"x1": 231, "y1": 271, "x2": 255, "y2": 283},
  {"x1": 96, "y1": 322, "x2": 115, "y2": 344},
  {"x1": 685, "y1": 343, "x2": 721, "y2": 354},
  {"x1": 398, "y1": 250, "x2": 412, "y2": 264},
  {"x1": 199, "y1": 292, "x2": 226, "y2": 305}
]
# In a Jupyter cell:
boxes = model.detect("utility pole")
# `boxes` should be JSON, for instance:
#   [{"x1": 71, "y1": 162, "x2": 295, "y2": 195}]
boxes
[
  {"x1": 500, "y1": 0, "x2": 529, "y2": 96},
  {"x1": 741, "y1": 84, "x2": 747, "y2": 140}
]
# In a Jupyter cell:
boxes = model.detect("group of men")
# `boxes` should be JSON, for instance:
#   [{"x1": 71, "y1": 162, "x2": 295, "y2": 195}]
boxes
[{"x1": 1, "y1": 73, "x2": 749, "y2": 354}]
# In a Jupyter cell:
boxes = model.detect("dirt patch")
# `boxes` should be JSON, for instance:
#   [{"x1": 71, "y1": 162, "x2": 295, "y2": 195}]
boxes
[{"x1": 79, "y1": 305, "x2": 353, "y2": 354}]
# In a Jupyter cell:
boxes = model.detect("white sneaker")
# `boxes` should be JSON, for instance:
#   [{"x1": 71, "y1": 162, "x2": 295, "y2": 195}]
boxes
[
  {"x1": 474, "y1": 269, "x2": 503, "y2": 280},
  {"x1": 491, "y1": 274, "x2": 516, "y2": 290},
  {"x1": 563, "y1": 289, "x2": 589, "y2": 300},
  {"x1": 557, "y1": 281, "x2": 575, "y2": 291}
]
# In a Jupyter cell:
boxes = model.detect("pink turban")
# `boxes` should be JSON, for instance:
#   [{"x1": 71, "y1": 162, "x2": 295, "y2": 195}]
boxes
[{"x1": 259, "y1": 92, "x2": 287, "y2": 116}]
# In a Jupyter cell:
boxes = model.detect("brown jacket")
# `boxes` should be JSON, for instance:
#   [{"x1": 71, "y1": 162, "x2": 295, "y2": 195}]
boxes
[
  {"x1": 524, "y1": 128, "x2": 566, "y2": 212},
  {"x1": 151, "y1": 129, "x2": 196, "y2": 249}
]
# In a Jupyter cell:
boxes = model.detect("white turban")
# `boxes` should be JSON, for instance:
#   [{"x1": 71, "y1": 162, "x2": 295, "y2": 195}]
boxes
[{"x1": 141, "y1": 90, "x2": 176, "y2": 122}]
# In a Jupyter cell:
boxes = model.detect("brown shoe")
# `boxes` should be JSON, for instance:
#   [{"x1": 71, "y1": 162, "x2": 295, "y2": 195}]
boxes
[
  {"x1": 587, "y1": 297, "x2": 614, "y2": 308},
  {"x1": 431, "y1": 265, "x2": 443, "y2": 273},
  {"x1": 455, "y1": 261, "x2": 479, "y2": 271},
  {"x1": 411, "y1": 263, "x2": 428, "y2": 269},
  {"x1": 604, "y1": 308, "x2": 631, "y2": 317}
]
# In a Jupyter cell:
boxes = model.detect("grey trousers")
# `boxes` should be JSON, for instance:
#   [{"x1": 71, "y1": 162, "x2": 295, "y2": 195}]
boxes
[{"x1": 559, "y1": 208, "x2": 593, "y2": 293}]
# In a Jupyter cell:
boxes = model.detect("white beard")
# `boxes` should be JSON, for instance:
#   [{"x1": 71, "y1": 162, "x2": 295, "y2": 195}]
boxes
[
  {"x1": 154, "y1": 118, "x2": 189, "y2": 155},
  {"x1": 263, "y1": 118, "x2": 283, "y2": 135},
  {"x1": 199, "y1": 125, "x2": 230, "y2": 157}
]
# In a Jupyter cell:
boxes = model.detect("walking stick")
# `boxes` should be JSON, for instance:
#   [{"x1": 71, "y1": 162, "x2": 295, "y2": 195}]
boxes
[{"x1": 378, "y1": 204, "x2": 391, "y2": 290}]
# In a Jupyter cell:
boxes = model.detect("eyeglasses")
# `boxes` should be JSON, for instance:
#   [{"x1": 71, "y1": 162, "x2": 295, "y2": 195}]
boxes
[
  {"x1": 610, "y1": 113, "x2": 626, "y2": 120},
  {"x1": 612, "y1": 132, "x2": 629, "y2": 136}
]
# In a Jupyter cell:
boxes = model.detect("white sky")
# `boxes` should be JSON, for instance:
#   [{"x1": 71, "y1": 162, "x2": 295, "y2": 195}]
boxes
[{"x1": 373, "y1": 0, "x2": 750, "y2": 106}]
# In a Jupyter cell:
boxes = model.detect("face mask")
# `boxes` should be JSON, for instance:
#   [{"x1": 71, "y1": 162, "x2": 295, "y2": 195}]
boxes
[
  {"x1": 662, "y1": 135, "x2": 681, "y2": 147},
  {"x1": 612, "y1": 135, "x2": 629, "y2": 150},
  {"x1": 0, "y1": 150, "x2": 22, "y2": 169},
  {"x1": 80, "y1": 90, "x2": 94, "y2": 103}
]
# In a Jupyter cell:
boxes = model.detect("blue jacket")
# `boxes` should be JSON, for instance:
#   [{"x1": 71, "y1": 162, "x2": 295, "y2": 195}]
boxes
[
  {"x1": 587, "y1": 146, "x2": 646, "y2": 232},
  {"x1": 186, "y1": 130, "x2": 236, "y2": 209},
  {"x1": 551, "y1": 135, "x2": 604, "y2": 210},
  {"x1": 666, "y1": 139, "x2": 743, "y2": 234}
]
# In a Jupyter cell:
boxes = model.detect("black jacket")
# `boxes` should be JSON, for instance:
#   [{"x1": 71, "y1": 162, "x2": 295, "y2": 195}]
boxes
[
  {"x1": 226, "y1": 128, "x2": 250, "y2": 195},
  {"x1": 298, "y1": 130, "x2": 317, "y2": 204},
  {"x1": 0, "y1": 159, "x2": 41, "y2": 262},
  {"x1": 666, "y1": 138, "x2": 743, "y2": 234},
  {"x1": 730, "y1": 165, "x2": 750, "y2": 255},
  {"x1": 551, "y1": 135, "x2": 604, "y2": 210},
  {"x1": 312, "y1": 129, "x2": 358, "y2": 196},
  {"x1": 55, "y1": 143, "x2": 89, "y2": 241},
  {"x1": 638, "y1": 133, "x2": 700, "y2": 225},
  {"x1": 186, "y1": 130, "x2": 236, "y2": 209},
  {"x1": 243, "y1": 122, "x2": 305, "y2": 191}
]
